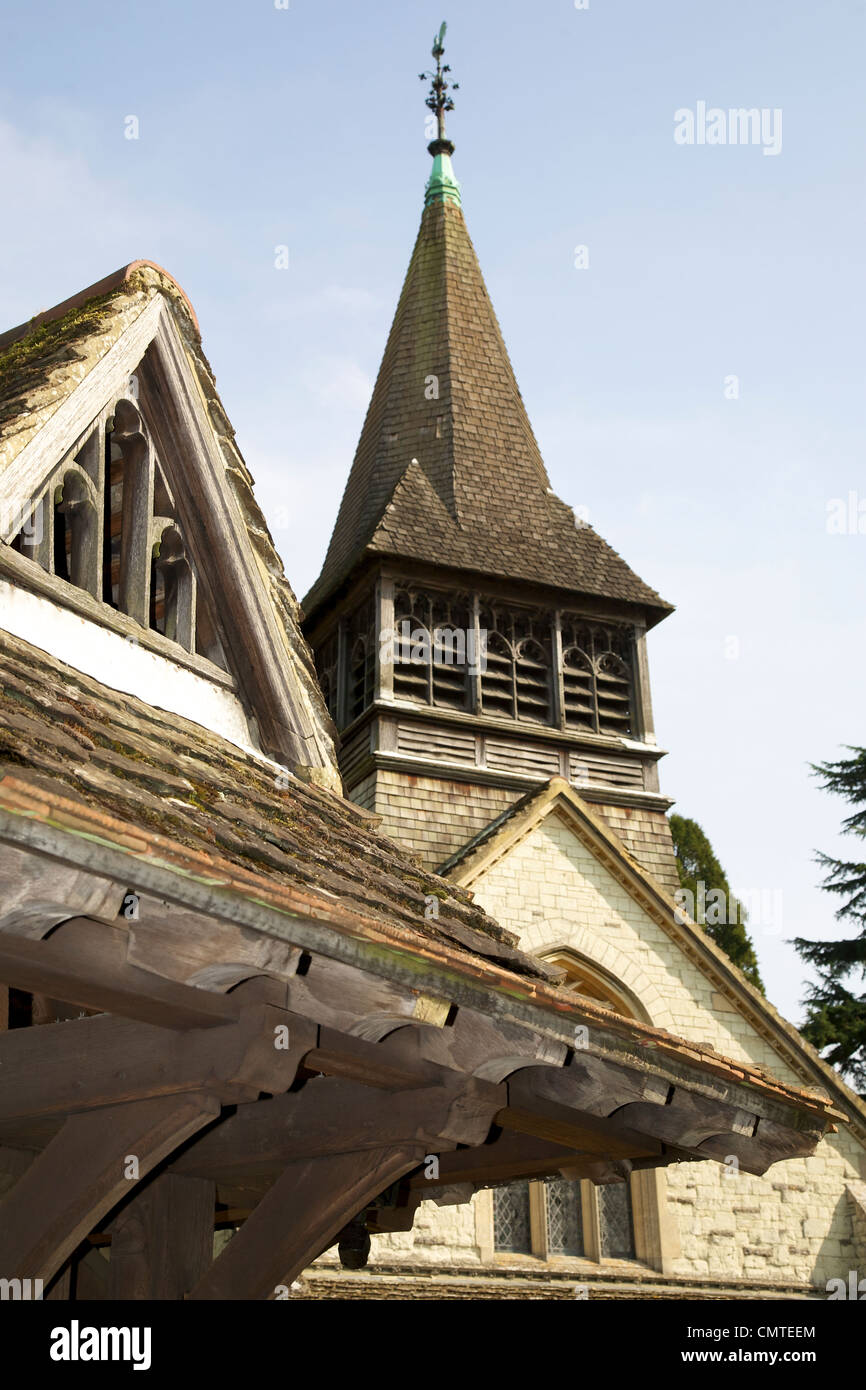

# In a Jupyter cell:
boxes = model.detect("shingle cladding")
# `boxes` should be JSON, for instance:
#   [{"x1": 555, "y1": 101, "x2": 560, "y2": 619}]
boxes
[{"x1": 304, "y1": 197, "x2": 671, "y2": 622}]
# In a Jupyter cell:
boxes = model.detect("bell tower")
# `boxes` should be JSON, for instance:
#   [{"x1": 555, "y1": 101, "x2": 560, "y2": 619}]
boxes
[{"x1": 303, "y1": 27, "x2": 679, "y2": 895}]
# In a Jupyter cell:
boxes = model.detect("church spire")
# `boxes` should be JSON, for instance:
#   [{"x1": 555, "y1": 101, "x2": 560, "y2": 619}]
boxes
[
  {"x1": 303, "y1": 29, "x2": 670, "y2": 630},
  {"x1": 420, "y1": 22, "x2": 461, "y2": 208}
]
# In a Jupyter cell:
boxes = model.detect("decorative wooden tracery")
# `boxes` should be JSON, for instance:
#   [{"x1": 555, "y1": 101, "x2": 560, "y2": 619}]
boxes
[
  {"x1": 315, "y1": 581, "x2": 639, "y2": 739},
  {"x1": 10, "y1": 390, "x2": 212, "y2": 664}
]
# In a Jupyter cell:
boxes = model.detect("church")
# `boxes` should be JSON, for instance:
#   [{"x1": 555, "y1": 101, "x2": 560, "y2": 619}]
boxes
[
  {"x1": 0, "y1": 32, "x2": 861, "y2": 1302},
  {"x1": 297, "y1": 41, "x2": 866, "y2": 1298}
]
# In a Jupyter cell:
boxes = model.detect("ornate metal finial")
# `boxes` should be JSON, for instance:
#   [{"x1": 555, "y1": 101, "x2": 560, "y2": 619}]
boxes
[{"x1": 419, "y1": 20, "x2": 459, "y2": 154}]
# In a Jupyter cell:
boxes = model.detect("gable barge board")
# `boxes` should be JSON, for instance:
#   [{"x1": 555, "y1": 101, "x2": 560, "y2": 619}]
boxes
[{"x1": 136, "y1": 327, "x2": 316, "y2": 769}]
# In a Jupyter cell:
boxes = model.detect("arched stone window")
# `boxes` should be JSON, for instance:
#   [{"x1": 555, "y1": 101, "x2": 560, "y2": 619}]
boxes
[
  {"x1": 490, "y1": 949, "x2": 646, "y2": 1265},
  {"x1": 542, "y1": 949, "x2": 651, "y2": 1023}
]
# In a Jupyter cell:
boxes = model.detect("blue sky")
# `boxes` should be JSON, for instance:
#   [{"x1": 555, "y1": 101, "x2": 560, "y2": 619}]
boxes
[{"x1": 2, "y1": 0, "x2": 864, "y2": 1022}]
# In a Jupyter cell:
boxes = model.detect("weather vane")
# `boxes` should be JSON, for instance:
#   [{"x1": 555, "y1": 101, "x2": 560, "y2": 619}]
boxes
[{"x1": 419, "y1": 21, "x2": 459, "y2": 148}]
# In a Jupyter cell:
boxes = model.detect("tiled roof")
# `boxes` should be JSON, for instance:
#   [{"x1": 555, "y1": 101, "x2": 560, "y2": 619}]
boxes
[
  {"x1": 0, "y1": 627, "x2": 554, "y2": 982},
  {"x1": 304, "y1": 198, "x2": 671, "y2": 623}
]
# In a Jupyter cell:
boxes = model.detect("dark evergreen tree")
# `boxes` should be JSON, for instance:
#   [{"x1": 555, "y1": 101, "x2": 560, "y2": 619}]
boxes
[
  {"x1": 794, "y1": 748, "x2": 866, "y2": 1091},
  {"x1": 669, "y1": 814, "x2": 765, "y2": 991}
]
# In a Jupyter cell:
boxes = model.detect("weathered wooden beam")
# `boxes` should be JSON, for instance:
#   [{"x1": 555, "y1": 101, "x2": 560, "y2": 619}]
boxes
[
  {"x1": 695, "y1": 1112, "x2": 825, "y2": 1175},
  {"x1": 108, "y1": 1172, "x2": 216, "y2": 1300},
  {"x1": 0, "y1": 917, "x2": 242, "y2": 1030},
  {"x1": 171, "y1": 1074, "x2": 505, "y2": 1180},
  {"x1": 497, "y1": 1070, "x2": 664, "y2": 1160},
  {"x1": 611, "y1": 1090, "x2": 757, "y2": 1150},
  {"x1": 412, "y1": 1006, "x2": 568, "y2": 1081},
  {"x1": 303, "y1": 1027, "x2": 443, "y2": 1092},
  {"x1": 188, "y1": 1143, "x2": 424, "y2": 1300},
  {"x1": 406, "y1": 1133, "x2": 598, "y2": 1188},
  {"x1": 515, "y1": 1054, "x2": 672, "y2": 1118},
  {"x1": 0, "y1": 1006, "x2": 317, "y2": 1119},
  {"x1": 0, "y1": 1092, "x2": 218, "y2": 1286}
]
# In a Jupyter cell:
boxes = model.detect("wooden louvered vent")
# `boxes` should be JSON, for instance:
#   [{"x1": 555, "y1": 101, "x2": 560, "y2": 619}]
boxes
[
  {"x1": 347, "y1": 596, "x2": 375, "y2": 722},
  {"x1": 560, "y1": 619, "x2": 634, "y2": 736},
  {"x1": 562, "y1": 647, "x2": 595, "y2": 730},
  {"x1": 515, "y1": 639, "x2": 551, "y2": 723},
  {"x1": 479, "y1": 604, "x2": 552, "y2": 725},
  {"x1": 479, "y1": 633, "x2": 514, "y2": 718},
  {"x1": 392, "y1": 587, "x2": 469, "y2": 712}
]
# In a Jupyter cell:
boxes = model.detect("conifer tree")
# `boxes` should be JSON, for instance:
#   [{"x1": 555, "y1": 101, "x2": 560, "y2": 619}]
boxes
[
  {"x1": 669, "y1": 814, "x2": 765, "y2": 991},
  {"x1": 794, "y1": 748, "x2": 866, "y2": 1091}
]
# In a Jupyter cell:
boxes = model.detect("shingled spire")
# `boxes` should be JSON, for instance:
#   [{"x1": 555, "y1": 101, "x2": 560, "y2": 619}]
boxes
[
  {"x1": 302, "y1": 32, "x2": 669, "y2": 627},
  {"x1": 303, "y1": 28, "x2": 678, "y2": 887}
]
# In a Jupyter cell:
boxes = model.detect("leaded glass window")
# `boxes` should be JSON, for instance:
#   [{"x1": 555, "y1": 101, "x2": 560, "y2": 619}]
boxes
[
  {"x1": 492, "y1": 1181, "x2": 531, "y2": 1253},
  {"x1": 545, "y1": 1178, "x2": 584, "y2": 1256},
  {"x1": 598, "y1": 1181, "x2": 635, "y2": 1259}
]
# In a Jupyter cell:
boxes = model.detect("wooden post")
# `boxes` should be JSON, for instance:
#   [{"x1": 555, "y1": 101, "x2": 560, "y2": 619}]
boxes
[
  {"x1": 109, "y1": 1172, "x2": 216, "y2": 1300},
  {"x1": 188, "y1": 1143, "x2": 424, "y2": 1300},
  {"x1": 0, "y1": 1092, "x2": 219, "y2": 1288},
  {"x1": 376, "y1": 574, "x2": 395, "y2": 702}
]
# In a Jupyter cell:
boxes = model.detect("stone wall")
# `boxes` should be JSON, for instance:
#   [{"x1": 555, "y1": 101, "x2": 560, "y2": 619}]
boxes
[{"x1": 340, "y1": 811, "x2": 865, "y2": 1292}]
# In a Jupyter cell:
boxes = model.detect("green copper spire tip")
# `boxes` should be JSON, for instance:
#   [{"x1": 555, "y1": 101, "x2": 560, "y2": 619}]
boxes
[
  {"x1": 419, "y1": 21, "x2": 462, "y2": 207},
  {"x1": 425, "y1": 147, "x2": 461, "y2": 207}
]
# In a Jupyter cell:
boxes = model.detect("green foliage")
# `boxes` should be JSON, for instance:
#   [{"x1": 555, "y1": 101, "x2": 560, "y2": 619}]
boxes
[
  {"x1": 669, "y1": 813, "x2": 765, "y2": 991},
  {"x1": 794, "y1": 748, "x2": 866, "y2": 1091}
]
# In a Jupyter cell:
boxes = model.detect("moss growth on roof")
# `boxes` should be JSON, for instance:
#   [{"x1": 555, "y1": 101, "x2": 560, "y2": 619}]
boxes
[{"x1": 0, "y1": 289, "x2": 128, "y2": 428}]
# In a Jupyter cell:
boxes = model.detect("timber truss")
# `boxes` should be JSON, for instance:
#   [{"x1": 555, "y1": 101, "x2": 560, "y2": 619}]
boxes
[{"x1": 0, "y1": 830, "x2": 838, "y2": 1300}]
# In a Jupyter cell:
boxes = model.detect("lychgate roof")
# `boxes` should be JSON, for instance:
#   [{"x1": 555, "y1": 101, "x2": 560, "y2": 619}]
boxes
[{"x1": 0, "y1": 627, "x2": 549, "y2": 981}]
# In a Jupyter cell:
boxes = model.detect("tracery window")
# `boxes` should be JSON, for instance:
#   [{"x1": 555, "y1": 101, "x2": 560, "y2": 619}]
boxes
[
  {"x1": 392, "y1": 586, "x2": 470, "y2": 712},
  {"x1": 560, "y1": 616, "x2": 633, "y2": 736},
  {"x1": 7, "y1": 391, "x2": 223, "y2": 667},
  {"x1": 478, "y1": 602, "x2": 552, "y2": 724},
  {"x1": 347, "y1": 595, "x2": 376, "y2": 722}
]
